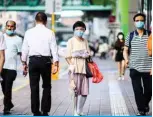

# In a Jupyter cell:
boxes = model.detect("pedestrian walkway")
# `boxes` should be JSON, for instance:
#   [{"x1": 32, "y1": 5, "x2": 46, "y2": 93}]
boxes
[{"x1": 0, "y1": 58, "x2": 152, "y2": 116}]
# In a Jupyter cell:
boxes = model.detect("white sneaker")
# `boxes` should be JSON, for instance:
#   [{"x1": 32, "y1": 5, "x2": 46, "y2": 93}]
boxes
[
  {"x1": 78, "y1": 112, "x2": 85, "y2": 116},
  {"x1": 118, "y1": 77, "x2": 121, "y2": 80},
  {"x1": 121, "y1": 76, "x2": 125, "y2": 80},
  {"x1": 74, "y1": 112, "x2": 80, "y2": 116}
]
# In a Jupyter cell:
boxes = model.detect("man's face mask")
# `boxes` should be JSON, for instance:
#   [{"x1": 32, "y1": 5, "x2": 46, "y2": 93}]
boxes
[
  {"x1": 6, "y1": 29, "x2": 14, "y2": 36},
  {"x1": 6, "y1": 22, "x2": 16, "y2": 36},
  {"x1": 134, "y1": 16, "x2": 145, "y2": 29},
  {"x1": 135, "y1": 21, "x2": 145, "y2": 29}
]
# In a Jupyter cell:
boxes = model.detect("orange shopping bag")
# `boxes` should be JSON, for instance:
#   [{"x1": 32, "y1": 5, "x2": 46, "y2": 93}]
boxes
[
  {"x1": 51, "y1": 64, "x2": 59, "y2": 80},
  {"x1": 88, "y1": 62, "x2": 103, "y2": 83}
]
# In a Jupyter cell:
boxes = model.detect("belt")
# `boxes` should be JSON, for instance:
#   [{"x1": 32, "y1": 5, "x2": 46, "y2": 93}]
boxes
[
  {"x1": 29, "y1": 55, "x2": 53, "y2": 63},
  {"x1": 29, "y1": 55, "x2": 51, "y2": 58}
]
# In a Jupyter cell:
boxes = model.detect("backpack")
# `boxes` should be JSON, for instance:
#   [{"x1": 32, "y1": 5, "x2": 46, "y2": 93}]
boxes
[{"x1": 128, "y1": 30, "x2": 151, "y2": 53}]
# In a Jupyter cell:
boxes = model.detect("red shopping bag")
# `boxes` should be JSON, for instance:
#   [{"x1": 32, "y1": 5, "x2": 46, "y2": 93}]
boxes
[{"x1": 88, "y1": 62, "x2": 103, "y2": 83}]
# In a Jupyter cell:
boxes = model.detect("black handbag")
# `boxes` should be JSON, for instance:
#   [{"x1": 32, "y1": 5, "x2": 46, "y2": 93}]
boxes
[{"x1": 86, "y1": 57, "x2": 93, "y2": 78}]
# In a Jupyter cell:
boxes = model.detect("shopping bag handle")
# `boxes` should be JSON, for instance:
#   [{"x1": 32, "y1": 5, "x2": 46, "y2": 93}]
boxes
[{"x1": 86, "y1": 56, "x2": 93, "y2": 63}]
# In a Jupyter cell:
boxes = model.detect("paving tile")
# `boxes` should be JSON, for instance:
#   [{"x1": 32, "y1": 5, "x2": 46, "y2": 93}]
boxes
[
  {"x1": 88, "y1": 109, "x2": 100, "y2": 115},
  {"x1": 0, "y1": 59, "x2": 150, "y2": 116}
]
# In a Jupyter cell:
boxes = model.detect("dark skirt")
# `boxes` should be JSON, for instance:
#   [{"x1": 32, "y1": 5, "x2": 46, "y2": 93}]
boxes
[{"x1": 115, "y1": 51, "x2": 124, "y2": 62}]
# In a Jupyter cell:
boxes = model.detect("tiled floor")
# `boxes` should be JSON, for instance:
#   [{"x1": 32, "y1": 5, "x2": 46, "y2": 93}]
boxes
[{"x1": 0, "y1": 58, "x2": 152, "y2": 116}]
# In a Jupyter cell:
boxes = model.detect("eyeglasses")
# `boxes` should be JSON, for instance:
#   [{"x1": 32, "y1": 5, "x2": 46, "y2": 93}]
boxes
[{"x1": 135, "y1": 20, "x2": 144, "y2": 22}]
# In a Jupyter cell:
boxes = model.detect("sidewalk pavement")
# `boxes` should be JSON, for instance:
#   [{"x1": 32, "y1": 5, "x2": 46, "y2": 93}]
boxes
[{"x1": 0, "y1": 58, "x2": 152, "y2": 116}]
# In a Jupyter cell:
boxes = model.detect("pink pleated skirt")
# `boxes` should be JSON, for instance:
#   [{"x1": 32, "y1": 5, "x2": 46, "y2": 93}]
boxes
[{"x1": 69, "y1": 73, "x2": 89, "y2": 95}]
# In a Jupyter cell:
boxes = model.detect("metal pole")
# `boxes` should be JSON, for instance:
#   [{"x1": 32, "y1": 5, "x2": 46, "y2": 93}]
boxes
[
  {"x1": 52, "y1": 12, "x2": 55, "y2": 32},
  {"x1": 51, "y1": 11, "x2": 58, "y2": 80},
  {"x1": 51, "y1": 0, "x2": 59, "y2": 80},
  {"x1": 52, "y1": 0, "x2": 55, "y2": 32}
]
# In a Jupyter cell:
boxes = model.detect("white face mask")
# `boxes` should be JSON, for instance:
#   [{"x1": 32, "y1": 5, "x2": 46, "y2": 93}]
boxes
[{"x1": 118, "y1": 35, "x2": 123, "y2": 39}]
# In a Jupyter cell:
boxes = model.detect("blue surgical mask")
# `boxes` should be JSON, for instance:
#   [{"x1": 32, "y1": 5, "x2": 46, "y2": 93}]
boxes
[
  {"x1": 6, "y1": 30, "x2": 14, "y2": 36},
  {"x1": 74, "y1": 30, "x2": 84, "y2": 38},
  {"x1": 135, "y1": 21, "x2": 145, "y2": 29}
]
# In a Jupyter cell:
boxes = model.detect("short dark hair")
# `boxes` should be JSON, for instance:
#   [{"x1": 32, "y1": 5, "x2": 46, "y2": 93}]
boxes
[
  {"x1": 35, "y1": 12, "x2": 47, "y2": 24},
  {"x1": 73, "y1": 21, "x2": 86, "y2": 31},
  {"x1": 133, "y1": 13, "x2": 146, "y2": 21},
  {"x1": 6, "y1": 20, "x2": 16, "y2": 27}
]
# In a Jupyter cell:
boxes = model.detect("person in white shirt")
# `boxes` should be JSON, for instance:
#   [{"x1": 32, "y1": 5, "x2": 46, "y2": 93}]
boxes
[
  {"x1": 1, "y1": 20, "x2": 23, "y2": 115},
  {"x1": 22, "y1": 12, "x2": 59, "y2": 116},
  {"x1": 0, "y1": 32, "x2": 6, "y2": 81}
]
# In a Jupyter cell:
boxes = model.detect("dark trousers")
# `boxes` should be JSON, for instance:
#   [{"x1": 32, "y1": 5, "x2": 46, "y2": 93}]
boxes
[
  {"x1": 1, "y1": 69, "x2": 17, "y2": 111},
  {"x1": 130, "y1": 69, "x2": 152, "y2": 111},
  {"x1": 100, "y1": 52, "x2": 106, "y2": 59},
  {"x1": 29, "y1": 56, "x2": 51, "y2": 114}
]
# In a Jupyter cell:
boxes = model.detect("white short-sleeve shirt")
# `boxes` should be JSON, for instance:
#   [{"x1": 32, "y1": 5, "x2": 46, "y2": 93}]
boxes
[{"x1": 3, "y1": 33, "x2": 22, "y2": 70}]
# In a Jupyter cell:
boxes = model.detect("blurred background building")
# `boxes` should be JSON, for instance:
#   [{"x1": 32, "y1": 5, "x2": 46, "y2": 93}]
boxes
[{"x1": 0, "y1": 0, "x2": 151, "y2": 46}]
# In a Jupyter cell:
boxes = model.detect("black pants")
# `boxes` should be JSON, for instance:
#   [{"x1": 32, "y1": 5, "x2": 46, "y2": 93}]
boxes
[
  {"x1": 29, "y1": 56, "x2": 51, "y2": 114},
  {"x1": 1, "y1": 69, "x2": 17, "y2": 111},
  {"x1": 130, "y1": 69, "x2": 152, "y2": 111}
]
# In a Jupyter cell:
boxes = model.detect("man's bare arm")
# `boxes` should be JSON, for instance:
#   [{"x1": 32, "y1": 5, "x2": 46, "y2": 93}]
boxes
[{"x1": 123, "y1": 46, "x2": 129, "y2": 67}]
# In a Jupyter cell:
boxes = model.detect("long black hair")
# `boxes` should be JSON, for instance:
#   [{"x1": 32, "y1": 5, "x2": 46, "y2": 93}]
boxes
[
  {"x1": 115, "y1": 32, "x2": 125, "y2": 48},
  {"x1": 117, "y1": 32, "x2": 125, "y2": 40}
]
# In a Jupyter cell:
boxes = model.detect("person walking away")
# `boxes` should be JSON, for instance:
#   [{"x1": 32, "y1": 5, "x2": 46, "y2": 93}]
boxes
[
  {"x1": 114, "y1": 32, "x2": 125, "y2": 80},
  {"x1": 65, "y1": 21, "x2": 90, "y2": 116},
  {"x1": 22, "y1": 12, "x2": 59, "y2": 116},
  {"x1": 123, "y1": 13, "x2": 152, "y2": 116},
  {"x1": 1, "y1": 20, "x2": 23, "y2": 115}
]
